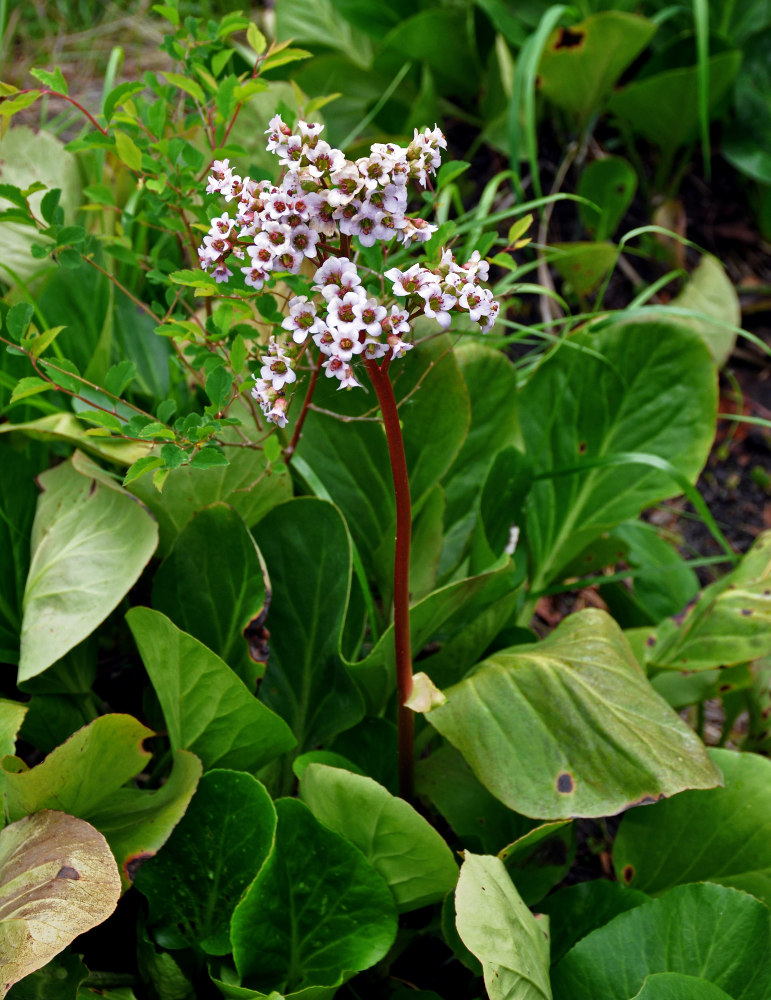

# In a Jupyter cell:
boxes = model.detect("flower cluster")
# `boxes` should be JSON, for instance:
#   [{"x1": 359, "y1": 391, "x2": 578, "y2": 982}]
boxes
[{"x1": 199, "y1": 116, "x2": 502, "y2": 427}]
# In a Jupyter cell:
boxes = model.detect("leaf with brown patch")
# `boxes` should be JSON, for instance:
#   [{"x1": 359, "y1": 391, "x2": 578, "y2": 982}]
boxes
[{"x1": 0, "y1": 811, "x2": 120, "y2": 996}]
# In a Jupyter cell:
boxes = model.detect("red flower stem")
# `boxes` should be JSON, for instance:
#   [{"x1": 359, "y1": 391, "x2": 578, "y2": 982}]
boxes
[
  {"x1": 364, "y1": 358, "x2": 414, "y2": 800},
  {"x1": 284, "y1": 352, "x2": 323, "y2": 464},
  {"x1": 14, "y1": 89, "x2": 109, "y2": 135}
]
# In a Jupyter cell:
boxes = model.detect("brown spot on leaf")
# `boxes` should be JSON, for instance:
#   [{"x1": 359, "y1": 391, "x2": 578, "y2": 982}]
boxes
[
  {"x1": 646, "y1": 635, "x2": 656, "y2": 647},
  {"x1": 762, "y1": 706, "x2": 771, "y2": 719},
  {"x1": 629, "y1": 793, "x2": 664, "y2": 808},
  {"x1": 124, "y1": 852, "x2": 154, "y2": 882},
  {"x1": 719, "y1": 683, "x2": 732, "y2": 692},
  {"x1": 55, "y1": 865, "x2": 80, "y2": 880},
  {"x1": 554, "y1": 27, "x2": 584, "y2": 49},
  {"x1": 622, "y1": 865, "x2": 634, "y2": 883},
  {"x1": 741, "y1": 608, "x2": 753, "y2": 616},
  {"x1": 556, "y1": 772, "x2": 574, "y2": 794},
  {"x1": 578, "y1": 441, "x2": 587, "y2": 454}
]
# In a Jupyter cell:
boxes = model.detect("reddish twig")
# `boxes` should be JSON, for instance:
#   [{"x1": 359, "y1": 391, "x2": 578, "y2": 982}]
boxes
[{"x1": 284, "y1": 352, "x2": 323, "y2": 464}]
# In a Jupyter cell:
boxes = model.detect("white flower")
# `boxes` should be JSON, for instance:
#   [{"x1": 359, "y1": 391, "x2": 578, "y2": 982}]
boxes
[
  {"x1": 281, "y1": 296, "x2": 324, "y2": 343},
  {"x1": 260, "y1": 346, "x2": 296, "y2": 391},
  {"x1": 354, "y1": 297, "x2": 387, "y2": 337},
  {"x1": 329, "y1": 327, "x2": 365, "y2": 362},
  {"x1": 326, "y1": 289, "x2": 367, "y2": 336},
  {"x1": 385, "y1": 263, "x2": 426, "y2": 296},
  {"x1": 312, "y1": 257, "x2": 362, "y2": 300},
  {"x1": 419, "y1": 283, "x2": 456, "y2": 329},
  {"x1": 213, "y1": 263, "x2": 232, "y2": 283}
]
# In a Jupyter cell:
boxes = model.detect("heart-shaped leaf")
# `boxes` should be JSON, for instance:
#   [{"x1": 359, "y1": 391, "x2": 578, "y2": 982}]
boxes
[
  {"x1": 421, "y1": 609, "x2": 721, "y2": 818},
  {"x1": 614, "y1": 748, "x2": 771, "y2": 904},
  {"x1": 299, "y1": 763, "x2": 458, "y2": 912},
  {"x1": 231, "y1": 798, "x2": 397, "y2": 994},
  {"x1": 551, "y1": 883, "x2": 771, "y2": 1000},
  {"x1": 18, "y1": 451, "x2": 158, "y2": 682},
  {"x1": 454, "y1": 852, "x2": 551, "y2": 1000},
  {"x1": 127, "y1": 607, "x2": 295, "y2": 772},
  {"x1": 135, "y1": 770, "x2": 276, "y2": 955},
  {"x1": 0, "y1": 811, "x2": 121, "y2": 997}
]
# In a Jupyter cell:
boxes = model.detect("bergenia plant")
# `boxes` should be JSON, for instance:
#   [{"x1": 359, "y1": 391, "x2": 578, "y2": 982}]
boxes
[{"x1": 199, "y1": 115, "x2": 500, "y2": 797}]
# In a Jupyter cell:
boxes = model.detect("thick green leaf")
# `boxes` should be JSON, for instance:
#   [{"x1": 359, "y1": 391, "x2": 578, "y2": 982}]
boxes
[
  {"x1": 7, "y1": 951, "x2": 88, "y2": 999},
  {"x1": 127, "y1": 607, "x2": 295, "y2": 772},
  {"x1": 538, "y1": 12, "x2": 656, "y2": 122},
  {"x1": 348, "y1": 556, "x2": 519, "y2": 712},
  {"x1": 18, "y1": 451, "x2": 158, "y2": 682},
  {"x1": 550, "y1": 242, "x2": 618, "y2": 296},
  {"x1": 454, "y1": 852, "x2": 551, "y2": 1000},
  {"x1": 422, "y1": 609, "x2": 721, "y2": 819},
  {"x1": 669, "y1": 255, "x2": 740, "y2": 366},
  {"x1": 0, "y1": 127, "x2": 80, "y2": 282},
  {"x1": 416, "y1": 745, "x2": 536, "y2": 854},
  {"x1": 296, "y1": 334, "x2": 469, "y2": 603},
  {"x1": 614, "y1": 748, "x2": 771, "y2": 904},
  {"x1": 631, "y1": 974, "x2": 734, "y2": 999},
  {"x1": 520, "y1": 320, "x2": 716, "y2": 591},
  {"x1": 128, "y1": 431, "x2": 291, "y2": 556},
  {"x1": 724, "y1": 32, "x2": 771, "y2": 184},
  {"x1": 0, "y1": 444, "x2": 39, "y2": 665},
  {"x1": 536, "y1": 880, "x2": 649, "y2": 965},
  {"x1": 440, "y1": 342, "x2": 521, "y2": 574},
  {"x1": 231, "y1": 798, "x2": 397, "y2": 993},
  {"x1": 299, "y1": 764, "x2": 458, "y2": 912},
  {"x1": 0, "y1": 714, "x2": 151, "y2": 823},
  {"x1": 0, "y1": 414, "x2": 152, "y2": 467},
  {"x1": 551, "y1": 883, "x2": 771, "y2": 1000},
  {"x1": 578, "y1": 156, "x2": 637, "y2": 240},
  {"x1": 608, "y1": 50, "x2": 742, "y2": 152},
  {"x1": 86, "y1": 749, "x2": 201, "y2": 890},
  {"x1": 150, "y1": 504, "x2": 269, "y2": 683},
  {"x1": 0, "y1": 811, "x2": 120, "y2": 996},
  {"x1": 498, "y1": 821, "x2": 575, "y2": 906},
  {"x1": 135, "y1": 770, "x2": 276, "y2": 955},
  {"x1": 253, "y1": 499, "x2": 363, "y2": 753},
  {"x1": 275, "y1": 0, "x2": 373, "y2": 68},
  {"x1": 0, "y1": 700, "x2": 27, "y2": 758},
  {"x1": 647, "y1": 532, "x2": 771, "y2": 671}
]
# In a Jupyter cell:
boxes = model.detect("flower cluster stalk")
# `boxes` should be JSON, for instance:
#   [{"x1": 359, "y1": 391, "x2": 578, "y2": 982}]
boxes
[{"x1": 365, "y1": 358, "x2": 414, "y2": 799}]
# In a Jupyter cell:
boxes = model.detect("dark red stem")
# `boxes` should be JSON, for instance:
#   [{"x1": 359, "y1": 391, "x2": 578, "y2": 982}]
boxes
[
  {"x1": 364, "y1": 358, "x2": 414, "y2": 800},
  {"x1": 15, "y1": 89, "x2": 109, "y2": 135}
]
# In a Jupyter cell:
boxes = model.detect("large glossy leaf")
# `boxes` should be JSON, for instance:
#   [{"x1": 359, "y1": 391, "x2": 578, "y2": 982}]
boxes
[
  {"x1": 0, "y1": 713, "x2": 199, "y2": 891},
  {"x1": 348, "y1": 556, "x2": 519, "y2": 712},
  {"x1": 416, "y1": 745, "x2": 536, "y2": 854},
  {"x1": 551, "y1": 883, "x2": 771, "y2": 1000},
  {"x1": 299, "y1": 763, "x2": 457, "y2": 912},
  {"x1": 421, "y1": 609, "x2": 721, "y2": 819},
  {"x1": 608, "y1": 50, "x2": 742, "y2": 151},
  {"x1": 0, "y1": 811, "x2": 120, "y2": 997},
  {"x1": 128, "y1": 424, "x2": 291, "y2": 556},
  {"x1": 86, "y1": 749, "x2": 202, "y2": 890},
  {"x1": 520, "y1": 320, "x2": 716, "y2": 591},
  {"x1": 6, "y1": 951, "x2": 88, "y2": 1000},
  {"x1": 454, "y1": 852, "x2": 552, "y2": 1000},
  {"x1": 536, "y1": 880, "x2": 649, "y2": 965},
  {"x1": 538, "y1": 12, "x2": 656, "y2": 122},
  {"x1": 128, "y1": 607, "x2": 295, "y2": 773},
  {"x1": 253, "y1": 499, "x2": 362, "y2": 753},
  {"x1": 0, "y1": 414, "x2": 151, "y2": 466},
  {"x1": 498, "y1": 821, "x2": 575, "y2": 906},
  {"x1": 0, "y1": 445, "x2": 40, "y2": 665},
  {"x1": 647, "y1": 532, "x2": 771, "y2": 671},
  {"x1": 669, "y1": 255, "x2": 740, "y2": 366},
  {"x1": 724, "y1": 32, "x2": 771, "y2": 184},
  {"x1": 135, "y1": 770, "x2": 277, "y2": 955},
  {"x1": 231, "y1": 798, "x2": 397, "y2": 993},
  {"x1": 0, "y1": 714, "x2": 152, "y2": 823},
  {"x1": 18, "y1": 451, "x2": 158, "y2": 682},
  {"x1": 631, "y1": 975, "x2": 734, "y2": 999},
  {"x1": 295, "y1": 334, "x2": 470, "y2": 601},
  {"x1": 0, "y1": 126, "x2": 80, "y2": 282},
  {"x1": 150, "y1": 504, "x2": 269, "y2": 684},
  {"x1": 614, "y1": 748, "x2": 771, "y2": 904},
  {"x1": 439, "y1": 343, "x2": 521, "y2": 575},
  {"x1": 0, "y1": 700, "x2": 27, "y2": 758}
]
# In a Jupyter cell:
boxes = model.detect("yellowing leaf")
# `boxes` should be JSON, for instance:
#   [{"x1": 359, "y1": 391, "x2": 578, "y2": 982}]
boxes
[
  {"x1": 113, "y1": 132, "x2": 142, "y2": 172},
  {"x1": 0, "y1": 811, "x2": 121, "y2": 996}
]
